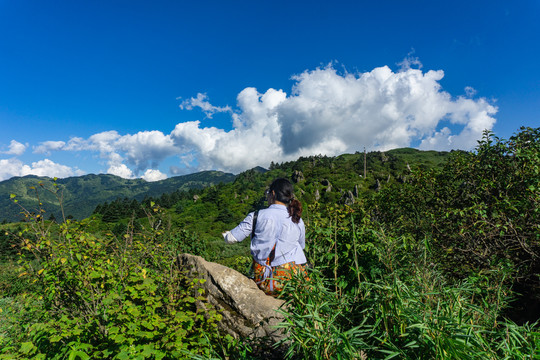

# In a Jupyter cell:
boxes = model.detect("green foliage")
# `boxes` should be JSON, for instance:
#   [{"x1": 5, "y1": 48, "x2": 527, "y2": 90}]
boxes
[
  {"x1": 0, "y1": 229, "x2": 19, "y2": 261},
  {"x1": 1, "y1": 203, "x2": 222, "y2": 359},
  {"x1": 374, "y1": 127, "x2": 540, "y2": 286},
  {"x1": 167, "y1": 229, "x2": 212, "y2": 258},
  {"x1": 217, "y1": 255, "x2": 252, "y2": 275},
  {"x1": 303, "y1": 202, "x2": 383, "y2": 298},
  {"x1": 278, "y1": 270, "x2": 367, "y2": 360},
  {"x1": 0, "y1": 261, "x2": 30, "y2": 298},
  {"x1": 281, "y1": 207, "x2": 540, "y2": 359}
]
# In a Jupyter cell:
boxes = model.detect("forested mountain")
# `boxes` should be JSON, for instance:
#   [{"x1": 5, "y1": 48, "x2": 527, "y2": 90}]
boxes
[{"x1": 0, "y1": 171, "x2": 235, "y2": 222}]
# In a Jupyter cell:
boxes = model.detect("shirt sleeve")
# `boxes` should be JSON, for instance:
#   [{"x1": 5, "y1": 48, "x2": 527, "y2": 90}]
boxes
[{"x1": 229, "y1": 212, "x2": 254, "y2": 243}]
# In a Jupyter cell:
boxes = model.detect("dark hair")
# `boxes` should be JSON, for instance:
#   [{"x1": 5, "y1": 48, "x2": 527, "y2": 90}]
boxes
[{"x1": 269, "y1": 178, "x2": 302, "y2": 223}]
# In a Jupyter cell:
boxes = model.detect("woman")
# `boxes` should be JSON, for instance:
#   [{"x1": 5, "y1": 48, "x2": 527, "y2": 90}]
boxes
[{"x1": 222, "y1": 178, "x2": 307, "y2": 295}]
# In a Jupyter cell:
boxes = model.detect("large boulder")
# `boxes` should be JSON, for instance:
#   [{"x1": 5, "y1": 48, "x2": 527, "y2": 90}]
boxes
[{"x1": 176, "y1": 254, "x2": 287, "y2": 346}]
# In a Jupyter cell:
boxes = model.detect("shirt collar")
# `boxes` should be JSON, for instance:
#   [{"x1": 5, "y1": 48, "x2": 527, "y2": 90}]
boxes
[{"x1": 269, "y1": 204, "x2": 287, "y2": 210}]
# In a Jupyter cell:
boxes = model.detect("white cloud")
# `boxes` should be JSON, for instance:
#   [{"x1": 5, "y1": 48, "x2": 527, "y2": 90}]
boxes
[
  {"x1": 4, "y1": 140, "x2": 27, "y2": 155},
  {"x1": 397, "y1": 50, "x2": 423, "y2": 70},
  {"x1": 179, "y1": 93, "x2": 232, "y2": 118},
  {"x1": 0, "y1": 159, "x2": 27, "y2": 181},
  {"x1": 171, "y1": 87, "x2": 287, "y2": 173},
  {"x1": 0, "y1": 158, "x2": 83, "y2": 181},
  {"x1": 34, "y1": 140, "x2": 66, "y2": 155},
  {"x1": 24, "y1": 159, "x2": 83, "y2": 178},
  {"x1": 116, "y1": 131, "x2": 178, "y2": 171},
  {"x1": 64, "y1": 130, "x2": 179, "y2": 175},
  {"x1": 464, "y1": 86, "x2": 477, "y2": 98},
  {"x1": 107, "y1": 164, "x2": 135, "y2": 179},
  {"x1": 173, "y1": 63, "x2": 497, "y2": 172},
  {"x1": 142, "y1": 169, "x2": 167, "y2": 182}
]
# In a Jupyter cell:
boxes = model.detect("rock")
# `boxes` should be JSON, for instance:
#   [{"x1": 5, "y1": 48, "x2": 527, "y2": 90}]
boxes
[
  {"x1": 193, "y1": 194, "x2": 199, "y2": 202},
  {"x1": 314, "y1": 189, "x2": 320, "y2": 201},
  {"x1": 321, "y1": 179, "x2": 332, "y2": 192},
  {"x1": 343, "y1": 190, "x2": 355, "y2": 205},
  {"x1": 176, "y1": 254, "x2": 287, "y2": 346},
  {"x1": 292, "y1": 170, "x2": 305, "y2": 183}
]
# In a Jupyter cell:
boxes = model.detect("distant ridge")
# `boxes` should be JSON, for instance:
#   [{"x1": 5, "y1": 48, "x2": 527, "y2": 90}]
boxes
[
  {"x1": 0, "y1": 171, "x2": 236, "y2": 222},
  {"x1": 252, "y1": 166, "x2": 268, "y2": 173}
]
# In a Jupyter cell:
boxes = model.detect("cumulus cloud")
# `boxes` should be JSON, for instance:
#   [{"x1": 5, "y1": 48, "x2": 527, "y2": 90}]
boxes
[
  {"x1": 26, "y1": 159, "x2": 83, "y2": 178},
  {"x1": 116, "y1": 131, "x2": 178, "y2": 171},
  {"x1": 0, "y1": 158, "x2": 84, "y2": 181},
  {"x1": 172, "y1": 64, "x2": 497, "y2": 172},
  {"x1": 171, "y1": 87, "x2": 287, "y2": 172},
  {"x1": 63, "y1": 130, "x2": 179, "y2": 178},
  {"x1": 3, "y1": 140, "x2": 27, "y2": 155},
  {"x1": 142, "y1": 169, "x2": 167, "y2": 182},
  {"x1": 0, "y1": 159, "x2": 29, "y2": 181},
  {"x1": 107, "y1": 164, "x2": 135, "y2": 179}
]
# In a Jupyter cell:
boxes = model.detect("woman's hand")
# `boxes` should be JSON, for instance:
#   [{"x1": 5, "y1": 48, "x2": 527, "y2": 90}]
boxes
[{"x1": 222, "y1": 231, "x2": 239, "y2": 244}]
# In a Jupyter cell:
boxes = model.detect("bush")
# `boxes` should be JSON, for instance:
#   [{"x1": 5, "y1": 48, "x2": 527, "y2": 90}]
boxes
[
  {"x1": 1, "y1": 214, "x2": 222, "y2": 359},
  {"x1": 373, "y1": 127, "x2": 540, "y2": 321}
]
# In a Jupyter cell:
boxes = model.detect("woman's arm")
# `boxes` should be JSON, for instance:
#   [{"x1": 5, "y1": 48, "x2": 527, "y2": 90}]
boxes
[{"x1": 223, "y1": 212, "x2": 254, "y2": 244}]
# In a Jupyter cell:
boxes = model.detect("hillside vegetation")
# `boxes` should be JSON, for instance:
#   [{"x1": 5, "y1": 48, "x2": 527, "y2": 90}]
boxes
[
  {"x1": 0, "y1": 127, "x2": 538, "y2": 359},
  {"x1": 0, "y1": 170, "x2": 235, "y2": 223}
]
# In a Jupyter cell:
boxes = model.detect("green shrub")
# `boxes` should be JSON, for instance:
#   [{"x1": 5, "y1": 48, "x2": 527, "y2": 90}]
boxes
[
  {"x1": 0, "y1": 261, "x2": 30, "y2": 298},
  {"x1": 375, "y1": 127, "x2": 540, "y2": 284},
  {"x1": 1, "y1": 216, "x2": 222, "y2": 359}
]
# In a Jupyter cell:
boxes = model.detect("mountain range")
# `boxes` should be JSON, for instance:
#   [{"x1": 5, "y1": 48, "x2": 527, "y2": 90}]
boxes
[{"x1": 0, "y1": 171, "x2": 236, "y2": 223}]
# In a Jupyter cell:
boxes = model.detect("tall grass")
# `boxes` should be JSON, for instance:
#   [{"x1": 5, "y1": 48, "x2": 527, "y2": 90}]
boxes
[{"x1": 277, "y1": 207, "x2": 540, "y2": 359}]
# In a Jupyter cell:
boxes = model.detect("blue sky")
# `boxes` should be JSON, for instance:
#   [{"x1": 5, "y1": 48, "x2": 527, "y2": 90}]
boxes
[{"x1": 1, "y1": 0, "x2": 538, "y2": 181}]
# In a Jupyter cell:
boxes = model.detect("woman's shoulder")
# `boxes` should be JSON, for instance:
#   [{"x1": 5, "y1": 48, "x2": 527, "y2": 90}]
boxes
[
  {"x1": 257, "y1": 205, "x2": 286, "y2": 220},
  {"x1": 261, "y1": 206, "x2": 304, "y2": 226}
]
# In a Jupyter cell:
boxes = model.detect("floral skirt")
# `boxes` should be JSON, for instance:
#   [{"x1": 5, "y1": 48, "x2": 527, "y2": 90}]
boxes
[{"x1": 253, "y1": 259, "x2": 308, "y2": 296}]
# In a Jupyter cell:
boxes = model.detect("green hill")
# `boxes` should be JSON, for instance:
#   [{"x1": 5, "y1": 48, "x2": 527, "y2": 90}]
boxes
[
  {"x1": 127, "y1": 148, "x2": 453, "y2": 244},
  {"x1": 0, "y1": 171, "x2": 235, "y2": 222}
]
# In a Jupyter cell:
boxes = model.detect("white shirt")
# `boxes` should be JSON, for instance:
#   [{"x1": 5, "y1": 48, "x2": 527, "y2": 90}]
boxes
[{"x1": 225, "y1": 204, "x2": 307, "y2": 266}]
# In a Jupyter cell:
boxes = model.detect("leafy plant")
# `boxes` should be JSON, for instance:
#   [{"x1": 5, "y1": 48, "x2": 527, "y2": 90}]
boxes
[{"x1": 1, "y1": 195, "x2": 222, "y2": 359}]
